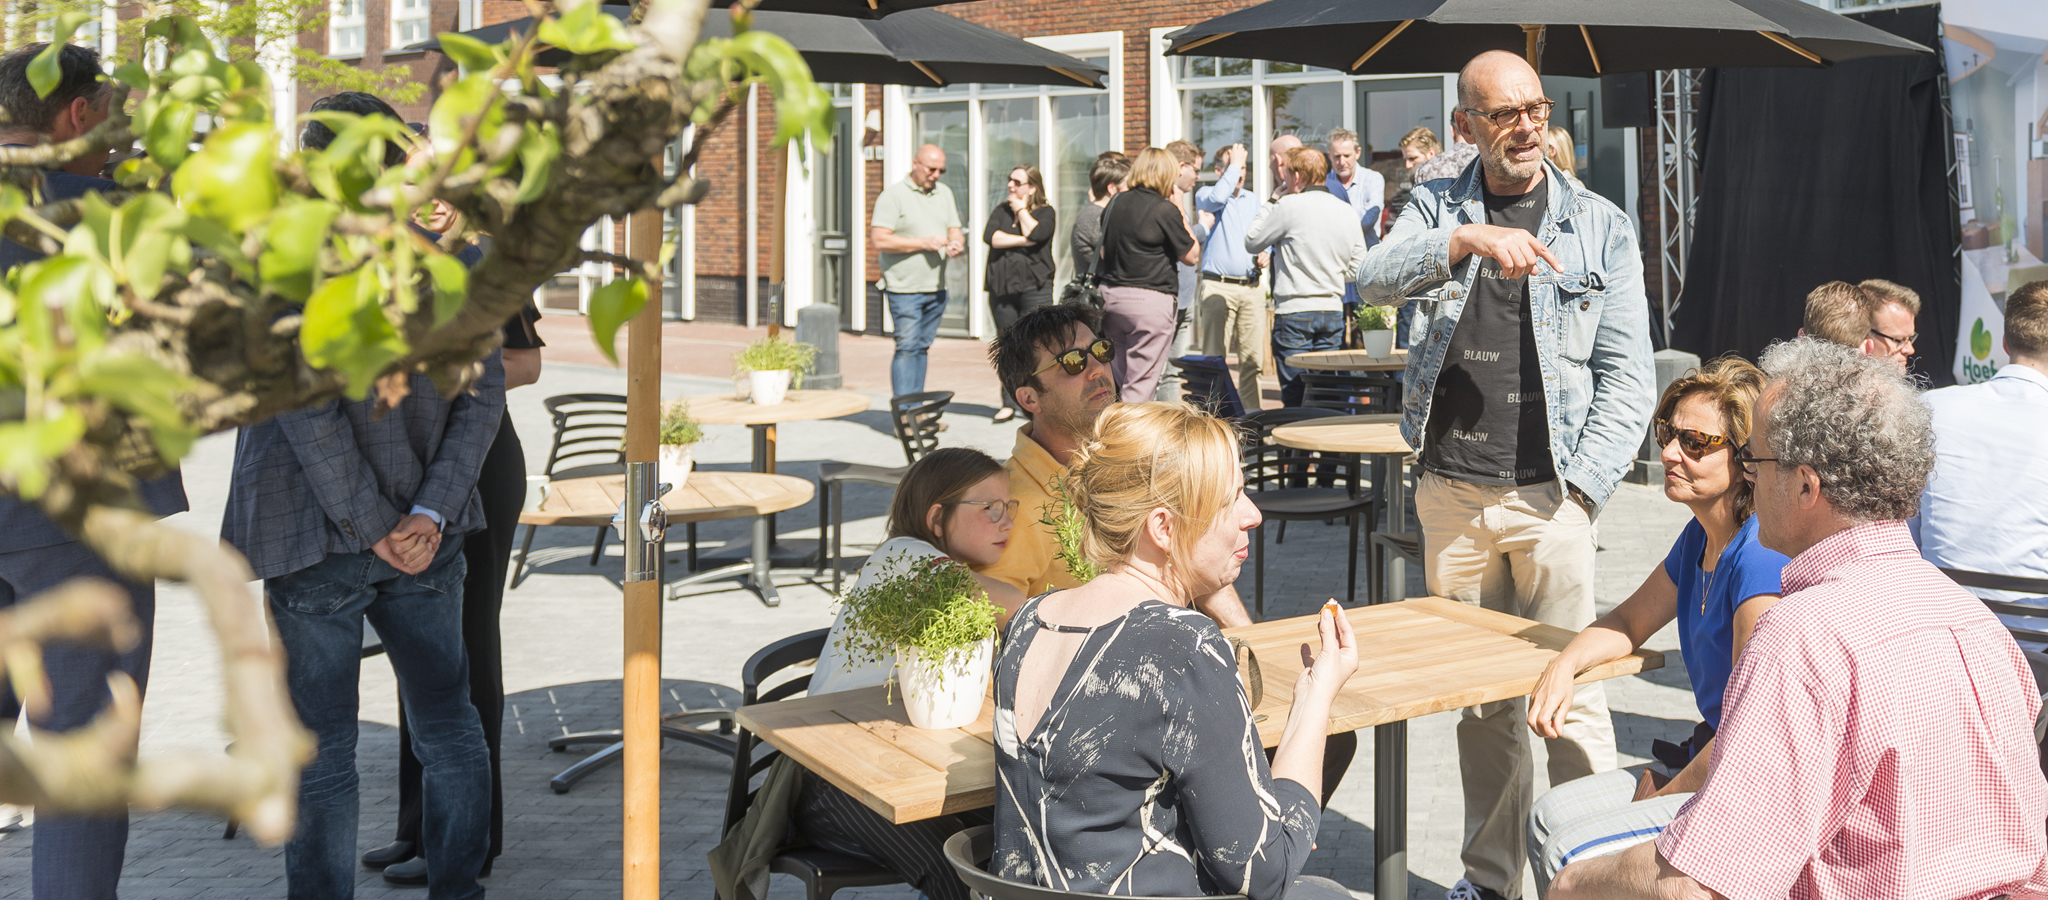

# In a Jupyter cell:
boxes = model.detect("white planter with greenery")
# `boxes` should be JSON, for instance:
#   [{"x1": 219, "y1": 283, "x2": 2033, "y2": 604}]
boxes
[
  {"x1": 1354, "y1": 305, "x2": 1396, "y2": 358},
  {"x1": 658, "y1": 402, "x2": 703, "y2": 490},
  {"x1": 834, "y1": 554, "x2": 1000, "y2": 729},
  {"x1": 733, "y1": 336, "x2": 818, "y2": 406}
]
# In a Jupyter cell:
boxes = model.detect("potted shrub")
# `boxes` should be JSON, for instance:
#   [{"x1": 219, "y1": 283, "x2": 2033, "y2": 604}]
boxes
[
  {"x1": 732, "y1": 336, "x2": 818, "y2": 406},
  {"x1": 834, "y1": 554, "x2": 1000, "y2": 729},
  {"x1": 658, "y1": 401, "x2": 703, "y2": 489},
  {"x1": 1354, "y1": 304, "x2": 1396, "y2": 358}
]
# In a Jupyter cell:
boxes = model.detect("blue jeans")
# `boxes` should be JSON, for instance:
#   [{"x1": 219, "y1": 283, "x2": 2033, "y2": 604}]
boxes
[
  {"x1": 886, "y1": 290, "x2": 947, "y2": 396},
  {"x1": 268, "y1": 539, "x2": 488, "y2": 900},
  {"x1": 0, "y1": 541, "x2": 154, "y2": 900},
  {"x1": 1272, "y1": 309, "x2": 1345, "y2": 407}
]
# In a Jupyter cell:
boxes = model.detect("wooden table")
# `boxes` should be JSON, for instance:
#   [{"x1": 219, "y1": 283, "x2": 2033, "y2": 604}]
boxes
[
  {"x1": 1284, "y1": 349, "x2": 1408, "y2": 372},
  {"x1": 1270, "y1": 415, "x2": 1414, "y2": 602},
  {"x1": 737, "y1": 598, "x2": 1660, "y2": 897},
  {"x1": 516, "y1": 471, "x2": 814, "y2": 605},
  {"x1": 682, "y1": 389, "x2": 873, "y2": 475}
]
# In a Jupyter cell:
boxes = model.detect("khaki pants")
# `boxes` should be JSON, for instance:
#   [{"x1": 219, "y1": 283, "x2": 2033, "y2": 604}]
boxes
[
  {"x1": 1195, "y1": 279, "x2": 1269, "y2": 411},
  {"x1": 1415, "y1": 472, "x2": 1617, "y2": 900}
]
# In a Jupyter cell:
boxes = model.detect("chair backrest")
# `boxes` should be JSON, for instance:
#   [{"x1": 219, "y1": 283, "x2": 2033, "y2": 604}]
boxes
[
  {"x1": 1242, "y1": 439, "x2": 1363, "y2": 494},
  {"x1": 891, "y1": 391, "x2": 953, "y2": 465},
  {"x1": 1173, "y1": 355, "x2": 1245, "y2": 420},
  {"x1": 723, "y1": 628, "x2": 831, "y2": 832},
  {"x1": 941, "y1": 825, "x2": 1243, "y2": 900},
  {"x1": 1300, "y1": 373, "x2": 1399, "y2": 416},
  {"x1": 542, "y1": 393, "x2": 629, "y2": 477}
]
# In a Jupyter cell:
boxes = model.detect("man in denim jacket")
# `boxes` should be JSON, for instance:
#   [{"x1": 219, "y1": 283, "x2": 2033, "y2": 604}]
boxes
[{"x1": 1353, "y1": 51, "x2": 1653, "y2": 900}]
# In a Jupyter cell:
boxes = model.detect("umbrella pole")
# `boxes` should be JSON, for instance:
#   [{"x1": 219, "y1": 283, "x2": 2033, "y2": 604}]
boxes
[
  {"x1": 1522, "y1": 24, "x2": 1546, "y2": 72},
  {"x1": 622, "y1": 208, "x2": 666, "y2": 900}
]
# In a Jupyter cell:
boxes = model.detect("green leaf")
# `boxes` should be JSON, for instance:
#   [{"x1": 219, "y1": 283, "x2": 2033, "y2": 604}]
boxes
[
  {"x1": 437, "y1": 32, "x2": 504, "y2": 76},
  {"x1": 110, "y1": 62, "x2": 149, "y2": 92},
  {"x1": 535, "y1": 3, "x2": 635, "y2": 56},
  {"x1": 422, "y1": 253, "x2": 469, "y2": 326},
  {"x1": 144, "y1": 101, "x2": 199, "y2": 168},
  {"x1": 180, "y1": 216, "x2": 253, "y2": 281},
  {"x1": 301, "y1": 267, "x2": 408, "y2": 398},
  {"x1": 77, "y1": 354, "x2": 196, "y2": 461},
  {"x1": 19, "y1": 256, "x2": 98, "y2": 351},
  {"x1": 729, "y1": 31, "x2": 834, "y2": 152},
  {"x1": 586, "y1": 277, "x2": 647, "y2": 365},
  {"x1": 257, "y1": 199, "x2": 340, "y2": 301},
  {"x1": 171, "y1": 122, "x2": 279, "y2": 232},
  {"x1": 26, "y1": 13, "x2": 93, "y2": 98},
  {"x1": 0, "y1": 410, "x2": 85, "y2": 499},
  {"x1": 512, "y1": 122, "x2": 559, "y2": 204},
  {"x1": 426, "y1": 73, "x2": 502, "y2": 167}
]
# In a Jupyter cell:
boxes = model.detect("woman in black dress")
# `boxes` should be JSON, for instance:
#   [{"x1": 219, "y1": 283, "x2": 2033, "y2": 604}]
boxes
[
  {"x1": 984, "y1": 165, "x2": 1058, "y2": 422},
  {"x1": 992, "y1": 402, "x2": 1359, "y2": 900}
]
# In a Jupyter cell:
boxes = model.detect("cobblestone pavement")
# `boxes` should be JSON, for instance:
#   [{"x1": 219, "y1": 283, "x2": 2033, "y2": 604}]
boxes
[{"x1": 0, "y1": 355, "x2": 1695, "y2": 900}]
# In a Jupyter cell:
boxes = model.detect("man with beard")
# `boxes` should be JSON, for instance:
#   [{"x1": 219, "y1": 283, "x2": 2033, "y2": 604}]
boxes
[
  {"x1": 980, "y1": 304, "x2": 1253, "y2": 628},
  {"x1": 1354, "y1": 50, "x2": 1654, "y2": 900}
]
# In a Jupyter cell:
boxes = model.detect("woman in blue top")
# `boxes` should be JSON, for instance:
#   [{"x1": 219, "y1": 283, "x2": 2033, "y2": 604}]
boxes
[{"x1": 1520, "y1": 357, "x2": 1788, "y2": 892}]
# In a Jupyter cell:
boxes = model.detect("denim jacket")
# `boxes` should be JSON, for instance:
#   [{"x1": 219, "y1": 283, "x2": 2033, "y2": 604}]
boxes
[{"x1": 1352, "y1": 158, "x2": 1653, "y2": 508}]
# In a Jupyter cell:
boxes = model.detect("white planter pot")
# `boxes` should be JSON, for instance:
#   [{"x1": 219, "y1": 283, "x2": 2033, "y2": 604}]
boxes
[
  {"x1": 1360, "y1": 329, "x2": 1396, "y2": 358},
  {"x1": 748, "y1": 369, "x2": 792, "y2": 405},
  {"x1": 658, "y1": 443, "x2": 693, "y2": 491},
  {"x1": 896, "y1": 638, "x2": 994, "y2": 729}
]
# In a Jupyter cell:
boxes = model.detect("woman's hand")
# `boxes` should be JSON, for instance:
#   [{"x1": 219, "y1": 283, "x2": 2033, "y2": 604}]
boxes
[
  {"x1": 1294, "y1": 603, "x2": 1358, "y2": 702},
  {"x1": 1526, "y1": 656, "x2": 1577, "y2": 739},
  {"x1": 1007, "y1": 192, "x2": 1027, "y2": 213}
]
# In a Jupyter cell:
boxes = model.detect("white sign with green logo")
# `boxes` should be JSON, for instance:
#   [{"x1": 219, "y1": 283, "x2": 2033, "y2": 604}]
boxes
[{"x1": 1955, "y1": 258, "x2": 2008, "y2": 384}]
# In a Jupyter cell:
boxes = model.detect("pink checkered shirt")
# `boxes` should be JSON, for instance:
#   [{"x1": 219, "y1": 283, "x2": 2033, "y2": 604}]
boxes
[{"x1": 1659, "y1": 521, "x2": 2048, "y2": 899}]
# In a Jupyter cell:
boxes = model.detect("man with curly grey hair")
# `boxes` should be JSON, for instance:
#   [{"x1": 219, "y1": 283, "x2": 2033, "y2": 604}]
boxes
[{"x1": 1549, "y1": 337, "x2": 2048, "y2": 900}]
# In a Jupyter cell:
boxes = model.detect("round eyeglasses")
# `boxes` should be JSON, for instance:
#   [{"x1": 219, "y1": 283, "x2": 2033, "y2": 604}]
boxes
[{"x1": 952, "y1": 499, "x2": 1020, "y2": 524}]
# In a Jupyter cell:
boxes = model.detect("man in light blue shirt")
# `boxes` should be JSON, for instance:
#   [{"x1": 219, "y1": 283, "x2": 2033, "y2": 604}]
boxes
[
  {"x1": 1194, "y1": 142, "x2": 1271, "y2": 409},
  {"x1": 1914, "y1": 279, "x2": 2048, "y2": 605}
]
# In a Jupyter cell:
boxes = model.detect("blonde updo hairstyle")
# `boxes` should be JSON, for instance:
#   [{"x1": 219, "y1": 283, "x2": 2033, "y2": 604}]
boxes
[{"x1": 1065, "y1": 402, "x2": 1242, "y2": 590}]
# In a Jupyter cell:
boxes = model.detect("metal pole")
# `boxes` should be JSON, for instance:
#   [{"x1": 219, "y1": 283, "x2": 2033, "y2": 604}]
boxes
[
  {"x1": 1374, "y1": 720, "x2": 1407, "y2": 900},
  {"x1": 621, "y1": 210, "x2": 667, "y2": 900}
]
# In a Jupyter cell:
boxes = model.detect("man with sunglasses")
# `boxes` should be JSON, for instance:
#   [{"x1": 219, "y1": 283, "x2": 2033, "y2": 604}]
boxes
[
  {"x1": 872, "y1": 143, "x2": 964, "y2": 397},
  {"x1": 1354, "y1": 49, "x2": 1654, "y2": 900}
]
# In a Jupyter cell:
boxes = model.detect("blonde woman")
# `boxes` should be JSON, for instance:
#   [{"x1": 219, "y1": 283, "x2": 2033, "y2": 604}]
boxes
[
  {"x1": 1098, "y1": 148, "x2": 1201, "y2": 402},
  {"x1": 991, "y1": 403, "x2": 1358, "y2": 900},
  {"x1": 1544, "y1": 126, "x2": 1583, "y2": 188}
]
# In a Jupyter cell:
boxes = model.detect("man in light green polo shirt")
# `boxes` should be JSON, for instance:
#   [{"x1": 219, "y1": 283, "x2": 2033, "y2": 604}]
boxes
[{"x1": 870, "y1": 143, "x2": 963, "y2": 396}]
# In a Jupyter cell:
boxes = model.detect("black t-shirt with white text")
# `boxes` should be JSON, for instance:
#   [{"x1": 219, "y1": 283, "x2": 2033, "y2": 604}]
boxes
[{"x1": 1423, "y1": 179, "x2": 1555, "y2": 486}]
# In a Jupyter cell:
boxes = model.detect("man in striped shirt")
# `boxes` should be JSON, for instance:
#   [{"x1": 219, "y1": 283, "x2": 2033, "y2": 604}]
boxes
[{"x1": 1549, "y1": 337, "x2": 2048, "y2": 900}]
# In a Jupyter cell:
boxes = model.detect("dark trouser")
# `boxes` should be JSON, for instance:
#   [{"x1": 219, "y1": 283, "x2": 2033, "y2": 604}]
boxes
[
  {"x1": 269, "y1": 539, "x2": 489, "y2": 900},
  {"x1": 1272, "y1": 309, "x2": 1345, "y2": 407},
  {"x1": 0, "y1": 541, "x2": 154, "y2": 900},
  {"x1": 990, "y1": 286, "x2": 1053, "y2": 411},
  {"x1": 393, "y1": 415, "x2": 521, "y2": 859},
  {"x1": 796, "y1": 772, "x2": 992, "y2": 900}
]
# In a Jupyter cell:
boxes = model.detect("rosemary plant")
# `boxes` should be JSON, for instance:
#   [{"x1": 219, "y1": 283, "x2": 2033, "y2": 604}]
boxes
[{"x1": 834, "y1": 554, "x2": 1000, "y2": 696}]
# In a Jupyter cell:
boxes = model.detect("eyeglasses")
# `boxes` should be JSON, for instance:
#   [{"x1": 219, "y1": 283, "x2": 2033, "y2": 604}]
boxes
[
  {"x1": 1653, "y1": 418, "x2": 1729, "y2": 460},
  {"x1": 1031, "y1": 338, "x2": 1114, "y2": 377},
  {"x1": 1007, "y1": 177, "x2": 1028, "y2": 186},
  {"x1": 952, "y1": 499, "x2": 1020, "y2": 524},
  {"x1": 914, "y1": 160, "x2": 946, "y2": 175},
  {"x1": 1869, "y1": 327, "x2": 1917, "y2": 348},
  {"x1": 1734, "y1": 451, "x2": 1781, "y2": 478},
  {"x1": 1459, "y1": 100, "x2": 1556, "y2": 129}
]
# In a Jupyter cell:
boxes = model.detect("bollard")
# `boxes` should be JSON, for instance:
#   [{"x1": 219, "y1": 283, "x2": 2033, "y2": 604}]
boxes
[
  {"x1": 1627, "y1": 348, "x2": 1702, "y2": 484},
  {"x1": 797, "y1": 303, "x2": 843, "y2": 390}
]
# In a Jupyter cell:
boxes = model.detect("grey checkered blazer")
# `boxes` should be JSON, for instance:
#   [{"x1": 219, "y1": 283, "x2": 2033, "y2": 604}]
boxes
[{"x1": 222, "y1": 351, "x2": 506, "y2": 580}]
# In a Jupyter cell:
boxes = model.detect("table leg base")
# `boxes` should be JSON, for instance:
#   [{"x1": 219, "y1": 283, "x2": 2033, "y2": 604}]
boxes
[
  {"x1": 1375, "y1": 720, "x2": 1408, "y2": 900},
  {"x1": 666, "y1": 514, "x2": 783, "y2": 606},
  {"x1": 548, "y1": 712, "x2": 737, "y2": 794}
]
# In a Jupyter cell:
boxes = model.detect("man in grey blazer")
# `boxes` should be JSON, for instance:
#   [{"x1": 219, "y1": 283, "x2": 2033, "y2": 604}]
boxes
[{"x1": 222, "y1": 91, "x2": 503, "y2": 900}]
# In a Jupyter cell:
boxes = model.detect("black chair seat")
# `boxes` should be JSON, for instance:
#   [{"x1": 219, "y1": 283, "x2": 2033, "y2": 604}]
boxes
[
  {"x1": 1249, "y1": 489, "x2": 1370, "y2": 518},
  {"x1": 769, "y1": 847, "x2": 907, "y2": 892},
  {"x1": 820, "y1": 461, "x2": 908, "y2": 487}
]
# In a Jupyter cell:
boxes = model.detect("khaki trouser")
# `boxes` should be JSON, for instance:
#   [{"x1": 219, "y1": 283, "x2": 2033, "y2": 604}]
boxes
[
  {"x1": 1415, "y1": 472, "x2": 1617, "y2": 900},
  {"x1": 1195, "y1": 278, "x2": 1269, "y2": 411}
]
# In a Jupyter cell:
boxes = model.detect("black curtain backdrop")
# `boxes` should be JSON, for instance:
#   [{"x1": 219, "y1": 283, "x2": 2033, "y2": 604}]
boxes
[{"x1": 1676, "y1": 6, "x2": 1957, "y2": 385}]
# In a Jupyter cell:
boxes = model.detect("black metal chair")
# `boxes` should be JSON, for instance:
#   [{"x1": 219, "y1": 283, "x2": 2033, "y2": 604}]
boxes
[
  {"x1": 1242, "y1": 418, "x2": 1374, "y2": 619},
  {"x1": 1238, "y1": 407, "x2": 1347, "y2": 543},
  {"x1": 726, "y1": 630, "x2": 906, "y2": 900},
  {"x1": 815, "y1": 391, "x2": 952, "y2": 593},
  {"x1": 942, "y1": 825, "x2": 1243, "y2": 900},
  {"x1": 511, "y1": 393, "x2": 628, "y2": 587},
  {"x1": 1300, "y1": 372, "x2": 1399, "y2": 416},
  {"x1": 1172, "y1": 355, "x2": 1244, "y2": 420},
  {"x1": 1938, "y1": 568, "x2": 2048, "y2": 690}
]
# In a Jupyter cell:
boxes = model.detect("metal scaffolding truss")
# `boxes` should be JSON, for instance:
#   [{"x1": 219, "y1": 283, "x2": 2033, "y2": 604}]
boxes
[{"x1": 1654, "y1": 69, "x2": 1702, "y2": 347}]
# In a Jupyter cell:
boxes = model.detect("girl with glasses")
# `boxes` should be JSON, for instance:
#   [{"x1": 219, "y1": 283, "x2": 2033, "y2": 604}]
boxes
[
  {"x1": 794, "y1": 448, "x2": 1023, "y2": 900},
  {"x1": 1521, "y1": 357, "x2": 1789, "y2": 891},
  {"x1": 984, "y1": 166, "x2": 1057, "y2": 423}
]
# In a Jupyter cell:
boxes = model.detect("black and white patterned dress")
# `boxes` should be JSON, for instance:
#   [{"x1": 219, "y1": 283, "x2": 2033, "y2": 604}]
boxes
[{"x1": 991, "y1": 593, "x2": 1324, "y2": 900}]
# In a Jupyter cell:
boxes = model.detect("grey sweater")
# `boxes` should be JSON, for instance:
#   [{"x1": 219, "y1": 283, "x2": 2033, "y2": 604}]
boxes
[{"x1": 1245, "y1": 187, "x2": 1368, "y2": 315}]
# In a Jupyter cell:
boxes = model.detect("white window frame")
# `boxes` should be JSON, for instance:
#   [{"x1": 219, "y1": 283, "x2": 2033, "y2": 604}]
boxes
[
  {"x1": 329, "y1": 0, "x2": 366, "y2": 59},
  {"x1": 390, "y1": 0, "x2": 431, "y2": 53}
]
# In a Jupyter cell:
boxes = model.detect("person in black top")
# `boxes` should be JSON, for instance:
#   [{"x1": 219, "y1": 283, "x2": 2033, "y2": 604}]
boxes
[
  {"x1": 984, "y1": 165, "x2": 1058, "y2": 421},
  {"x1": 1067, "y1": 152, "x2": 1128, "y2": 286},
  {"x1": 1097, "y1": 147, "x2": 1198, "y2": 402}
]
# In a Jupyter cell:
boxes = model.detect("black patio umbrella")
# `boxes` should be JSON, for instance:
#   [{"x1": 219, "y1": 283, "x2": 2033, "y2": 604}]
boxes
[
  {"x1": 415, "y1": 7, "x2": 1104, "y2": 87},
  {"x1": 1164, "y1": 0, "x2": 1930, "y2": 76}
]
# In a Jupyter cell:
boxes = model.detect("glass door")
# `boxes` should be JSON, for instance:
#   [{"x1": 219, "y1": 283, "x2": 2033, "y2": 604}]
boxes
[{"x1": 912, "y1": 102, "x2": 971, "y2": 333}]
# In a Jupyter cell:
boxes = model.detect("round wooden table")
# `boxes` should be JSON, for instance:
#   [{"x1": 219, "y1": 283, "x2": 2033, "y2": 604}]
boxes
[
  {"x1": 682, "y1": 389, "x2": 873, "y2": 474},
  {"x1": 1283, "y1": 349, "x2": 1408, "y2": 372},
  {"x1": 1269, "y1": 414, "x2": 1416, "y2": 607}
]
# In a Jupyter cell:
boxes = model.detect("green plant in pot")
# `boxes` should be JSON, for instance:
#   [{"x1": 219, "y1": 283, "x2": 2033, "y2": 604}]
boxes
[
  {"x1": 1353, "y1": 304, "x2": 1397, "y2": 358},
  {"x1": 732, "y1": 336, "x2": 819, "y2": 405},
  {"x1": 833, "y1": 554, "x2": 1000, "y2": 728},
  {"x1": 658, "y1": 401, "x2": 704, "y2": 490}
]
